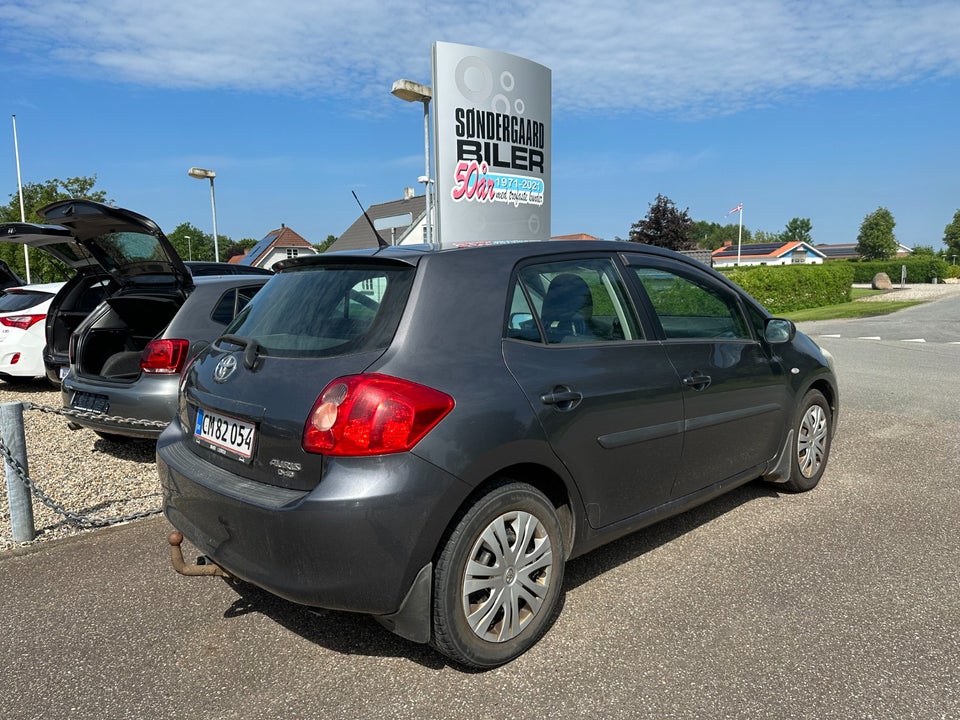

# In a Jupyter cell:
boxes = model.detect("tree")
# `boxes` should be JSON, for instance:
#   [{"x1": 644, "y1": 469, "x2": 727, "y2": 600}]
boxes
[
  {"x1": 166, "y1": 222, "x2": 211, "y2": 262},
  {"x1": 943, "y1": 209, "x2": 960, "y2": 261},
  {"x1": 0, "y1": 175, "x2": 109, "y2": 224},
  {"x1": 316, "y1": 235, "x2": 338, "y2": 253},
  {"x1": 0, "y1": 175, "x2": 111, "y2": 281},
  {"x1": 628, "y1": 194, "x2": 696, "y2": 251},
  {"x1": 783, "y1": 217, "x2": 813, "y2": 244},
  {"x1": 856, "y1": 207, "x2": 898, "y2": 261},
  {"x1": 165, "y1": 222, "x2": 245, "y2": 262},
  {"x1": 751, "y1": 229, "x2": 782, "y2": 244},
  {"x1": 223, "y1": 238, "x2": 258, "y2": 261},
  {"x1": 690, "y1": 221, "x2": 754, "y2": 250}
]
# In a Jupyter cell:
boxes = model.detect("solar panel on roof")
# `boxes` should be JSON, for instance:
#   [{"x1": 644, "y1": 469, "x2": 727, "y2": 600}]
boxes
[
  {"x1": 238, "y1": 232, "x2": 280, "y2": 266},
  {"x1": 715, "y1": 242, "x2": 785, "y2": 257}
]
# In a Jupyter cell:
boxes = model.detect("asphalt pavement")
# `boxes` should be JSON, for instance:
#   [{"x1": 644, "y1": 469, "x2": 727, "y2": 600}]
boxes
[{"x1": 1, "y1": 297, "x2": 958, "y2": 719}]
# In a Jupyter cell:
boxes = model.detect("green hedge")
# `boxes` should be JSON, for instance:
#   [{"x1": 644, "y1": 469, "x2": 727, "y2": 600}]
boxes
[
  {"x1": 844, "y1": 256, "x2": 950, "y2": 284},
  {"x1": 722, "y1": 263, "x2": 854, "y2": 314}
]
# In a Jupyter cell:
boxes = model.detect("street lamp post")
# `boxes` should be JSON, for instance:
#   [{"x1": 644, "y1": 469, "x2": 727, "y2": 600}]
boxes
[
  {"x1": 391, "y1": 79, "x2": 433, "y2": 248},
  {"x1": 184, "y1": 235, "x2": 192, "y2": 261},
  {"x1": 187, "y1": 167, "x2": 219, "y2": 262}
]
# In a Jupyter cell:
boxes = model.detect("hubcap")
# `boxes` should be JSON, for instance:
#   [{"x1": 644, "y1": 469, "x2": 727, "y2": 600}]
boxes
[
  {"x1": 797, "y1": 404, "x2": 829, "y2": 478},
  {"x1": 461, "y1": 510, "x2": 553, "y2": 643}
]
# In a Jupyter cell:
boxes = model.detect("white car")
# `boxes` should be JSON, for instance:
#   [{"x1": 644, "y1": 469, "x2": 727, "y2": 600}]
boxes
[{"x1": 0, "y1": 282, "x2": 67, "y2": 382}]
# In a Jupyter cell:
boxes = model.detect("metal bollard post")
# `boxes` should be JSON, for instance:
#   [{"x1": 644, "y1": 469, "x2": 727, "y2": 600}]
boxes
[{"x1": 1, "y1": 401, "x2": 35, "y2": 542}]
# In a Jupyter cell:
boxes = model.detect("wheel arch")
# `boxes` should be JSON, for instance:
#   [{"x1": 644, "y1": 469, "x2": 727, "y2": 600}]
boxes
[
  {"x1": 805, "y1": 375, "x2": 839, "y2": 432},
  {"x1": 436, "y1": 462, "x2": 578, "y2": 564}
]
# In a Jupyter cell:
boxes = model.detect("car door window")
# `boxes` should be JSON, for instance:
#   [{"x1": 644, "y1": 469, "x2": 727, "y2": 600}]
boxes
[
  {"x1": 508, "y1": 258, "x2": 642, "y2": 344},
  {"x1": 631, "y1": 267, "x2": 750, "y2": 340},
  {"x1": 210, "y1": 285, "x2": 262, "y2": 325}
]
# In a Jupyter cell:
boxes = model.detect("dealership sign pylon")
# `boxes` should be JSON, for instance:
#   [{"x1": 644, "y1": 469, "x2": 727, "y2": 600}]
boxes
[{"x1": 431, "y1": 42, "x2": 551, "y2": 246}]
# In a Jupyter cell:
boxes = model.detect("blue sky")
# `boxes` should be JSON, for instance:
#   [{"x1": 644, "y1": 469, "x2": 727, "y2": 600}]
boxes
[{"x1": 2, "y1": 0, "x2": 959, "y2": 251}]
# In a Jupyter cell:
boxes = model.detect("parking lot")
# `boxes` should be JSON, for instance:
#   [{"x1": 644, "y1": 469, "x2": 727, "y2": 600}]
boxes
[{"x1": 1, "y1": 298, "x2": 958, "y2": 719}]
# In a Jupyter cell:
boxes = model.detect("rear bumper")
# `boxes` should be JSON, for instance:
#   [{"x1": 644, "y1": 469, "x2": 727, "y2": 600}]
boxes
[
  {"x1": 61, "y1": 373, "x2": 179, "y2": 438},
  {"x1": 0, "y1": 330, "x2": 45, "y2": 377},
  {"x1": 156, "y1": 420, "x2": 469, "y2": 616}
]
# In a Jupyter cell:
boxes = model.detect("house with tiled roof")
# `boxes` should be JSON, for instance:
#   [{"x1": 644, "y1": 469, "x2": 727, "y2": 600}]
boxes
[
  {"x1": 711, "y1": 240, "x2": 827, "y2": 268},
  {"x1": 231, "y1": 224, "x2": 318, "y2": 270}
]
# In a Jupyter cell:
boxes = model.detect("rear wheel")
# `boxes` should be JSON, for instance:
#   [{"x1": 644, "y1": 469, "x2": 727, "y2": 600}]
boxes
[
  {"x1": 432, "y1": 481, "x2": 564, "y2": 668},
  {"x1": 783, "y1": 389, "x2": 832, "y2": 492}
]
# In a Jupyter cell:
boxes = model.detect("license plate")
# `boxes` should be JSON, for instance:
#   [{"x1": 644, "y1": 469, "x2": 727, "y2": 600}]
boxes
[
  {"x1": 194, "y1": 407, "x2": 256, "y2": 462},
  {"x1": 72, "y1": 391, "x2": 109, "y2": 414}
]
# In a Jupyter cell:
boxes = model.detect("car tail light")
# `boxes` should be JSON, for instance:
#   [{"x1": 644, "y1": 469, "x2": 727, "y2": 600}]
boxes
[
  {"x1": 140, "y1": 339, "x2": 190, "y2": 374},
  {"x1": 10, "y1": 352, "x2": 20, "y2": 365},
  {"x1": 303, "y1": 374, "x2": 454, "y2": 456},
  {"x1": 0, "y1": 314, "x2": 45, "y2": 330}
]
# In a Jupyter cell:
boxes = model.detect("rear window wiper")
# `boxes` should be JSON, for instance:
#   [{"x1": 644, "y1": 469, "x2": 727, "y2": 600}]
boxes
[{"x1": 219, "y1": 334, "x2": 261, "y2": 370}]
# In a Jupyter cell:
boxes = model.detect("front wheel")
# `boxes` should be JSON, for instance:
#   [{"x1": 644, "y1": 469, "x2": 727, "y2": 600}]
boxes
[
  {"x1": 783, "y1": 389, "x2": 833, "y2": 493},
  {"x1": 431, "y1": 481, "x2": 565, "y2": 669}
]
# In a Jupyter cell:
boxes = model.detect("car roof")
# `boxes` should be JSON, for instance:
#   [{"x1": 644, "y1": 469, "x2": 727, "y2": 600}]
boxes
[
  {"x1": 185, "y1": 261, "x2": 274, "y2": 277},
  {"x1": 189, "y1": 274, "x2": 272, "y2": 288},
  {"x1": 280, "y1": 240, "x2": 712, "y2": 275}
]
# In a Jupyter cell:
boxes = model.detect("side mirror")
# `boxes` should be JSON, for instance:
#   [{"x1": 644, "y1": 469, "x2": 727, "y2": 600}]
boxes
[{"x1": 764, "y1": 317, "x2": 796, "y2": 344}]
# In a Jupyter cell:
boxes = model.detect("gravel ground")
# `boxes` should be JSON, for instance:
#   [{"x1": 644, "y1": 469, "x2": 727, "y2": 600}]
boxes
[
  {"x1": 0, "y1": 379, "x2": 160, "y2": 552},
  {"x1": 854, "y1": 280, "x2": 960, "y2": 301},
  {"x1": 2, "y1": 281, "x2": 958, "y2": 553}
]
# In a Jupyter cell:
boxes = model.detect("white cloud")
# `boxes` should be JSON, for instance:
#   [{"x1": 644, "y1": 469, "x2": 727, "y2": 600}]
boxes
[{"x1": 2, "y1": 0, "x2": 959, "y2": 115}]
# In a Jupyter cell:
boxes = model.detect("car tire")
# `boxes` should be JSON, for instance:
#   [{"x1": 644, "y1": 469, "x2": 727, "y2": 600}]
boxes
[
  {"x1": 782, "y1": 389, "x2": 832, "y2": 493},
  {"x1": 431, "y1": 480, "x2": 565, "y2": 669}
]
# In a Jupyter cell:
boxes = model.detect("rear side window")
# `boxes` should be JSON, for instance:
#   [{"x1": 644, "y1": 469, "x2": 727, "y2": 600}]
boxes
[
  {"x1": 0, "y1": 290, "x2": 53, "y2": 312},
  {"x1": 508, "y1": 258, "x2": 642, "y2": 344},
  {"x1": 223, "y1": 264, "x2": 414, "y2": 357},
  {"x1": 210, "y1": 285, "x2": 263, "y2": 325}
]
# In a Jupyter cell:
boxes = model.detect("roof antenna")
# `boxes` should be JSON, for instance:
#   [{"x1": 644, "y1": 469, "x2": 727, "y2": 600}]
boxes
[{"x1": 351, "y1": 191, "x2": 389, "y2": 250}]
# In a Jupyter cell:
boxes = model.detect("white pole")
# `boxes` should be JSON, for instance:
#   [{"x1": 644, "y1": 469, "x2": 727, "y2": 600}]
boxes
[
  {"x1": 736, "y1": 204, "x2": 743, "y2": 266},
  {"x1": 209, "y1": 177, "x2": 219, "y2": 262},
  {"x1": 11, "y1": 115, "x2": 31, "y2": 283},
  {"x1": 422, "y1": 99, "x2": 433, "y2": 249}
]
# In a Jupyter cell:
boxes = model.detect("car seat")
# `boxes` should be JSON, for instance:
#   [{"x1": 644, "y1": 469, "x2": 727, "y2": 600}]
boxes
[{"x1": 540, "y1": 273, "x2": 597, "y2": 343}]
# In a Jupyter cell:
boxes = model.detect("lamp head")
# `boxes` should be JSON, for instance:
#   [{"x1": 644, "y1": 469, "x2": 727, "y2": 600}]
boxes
[{"x1": 188, "y1": 167, "x2": 216, "y2": 180}]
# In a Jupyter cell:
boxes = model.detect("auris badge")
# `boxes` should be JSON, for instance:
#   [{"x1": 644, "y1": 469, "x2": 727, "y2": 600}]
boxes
[{"x1": 213, "y1": 354, "x2": 238, "y2": 383}]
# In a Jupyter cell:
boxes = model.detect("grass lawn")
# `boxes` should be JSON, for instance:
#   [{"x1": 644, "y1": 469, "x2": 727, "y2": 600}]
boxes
[{"x1": 782, "y1": 293, "x2": 925, "y2": 322}]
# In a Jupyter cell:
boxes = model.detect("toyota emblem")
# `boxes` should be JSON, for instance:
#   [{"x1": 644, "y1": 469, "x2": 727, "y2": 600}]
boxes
[{"x1": 213, "y1": 354, "x2": 238, "y2": 383}]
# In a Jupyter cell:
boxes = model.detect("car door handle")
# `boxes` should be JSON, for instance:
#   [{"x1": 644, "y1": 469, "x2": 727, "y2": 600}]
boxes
[
  {"x1": 682, "y1": 372, "x2": 712, "y2": 391},
  {"x1": 540, "y1": 387, "x2": 583, "y2": 410}
]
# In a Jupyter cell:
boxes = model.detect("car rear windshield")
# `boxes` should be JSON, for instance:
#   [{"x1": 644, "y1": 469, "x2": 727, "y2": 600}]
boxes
[
  {"x1": 221, "y1": 262, "x2": 415, "y2": 358},
  {"x1": 0, "y1": 290, "x2": 53, "y2": 312}
]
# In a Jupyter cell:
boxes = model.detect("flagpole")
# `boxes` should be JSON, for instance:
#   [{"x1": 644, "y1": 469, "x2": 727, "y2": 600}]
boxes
[
  {"x1": 737, "y1": 204, "x2": 743, "y2": 267},
  {"x1": 11, "y1": 115, "x2": 31, "y2": 283}
]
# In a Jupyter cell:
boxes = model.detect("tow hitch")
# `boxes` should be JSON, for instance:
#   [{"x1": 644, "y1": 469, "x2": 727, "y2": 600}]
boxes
[{"x1": 167, "y1": 531, "x2": 232, "y2": 578}]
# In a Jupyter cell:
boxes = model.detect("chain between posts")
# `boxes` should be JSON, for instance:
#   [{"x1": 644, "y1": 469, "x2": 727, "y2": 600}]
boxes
[
  {"x1": 2, "y1": 402, "x2": 166, "y2": 530},
  {"x1": 26, "y1": 401, "x2": 171, "y2": 430}
]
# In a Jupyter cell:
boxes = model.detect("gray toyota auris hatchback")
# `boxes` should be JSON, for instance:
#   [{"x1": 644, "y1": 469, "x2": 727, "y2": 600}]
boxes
[{"x1": 158, "y1": 241, "x2": 838, "y2": 668}]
